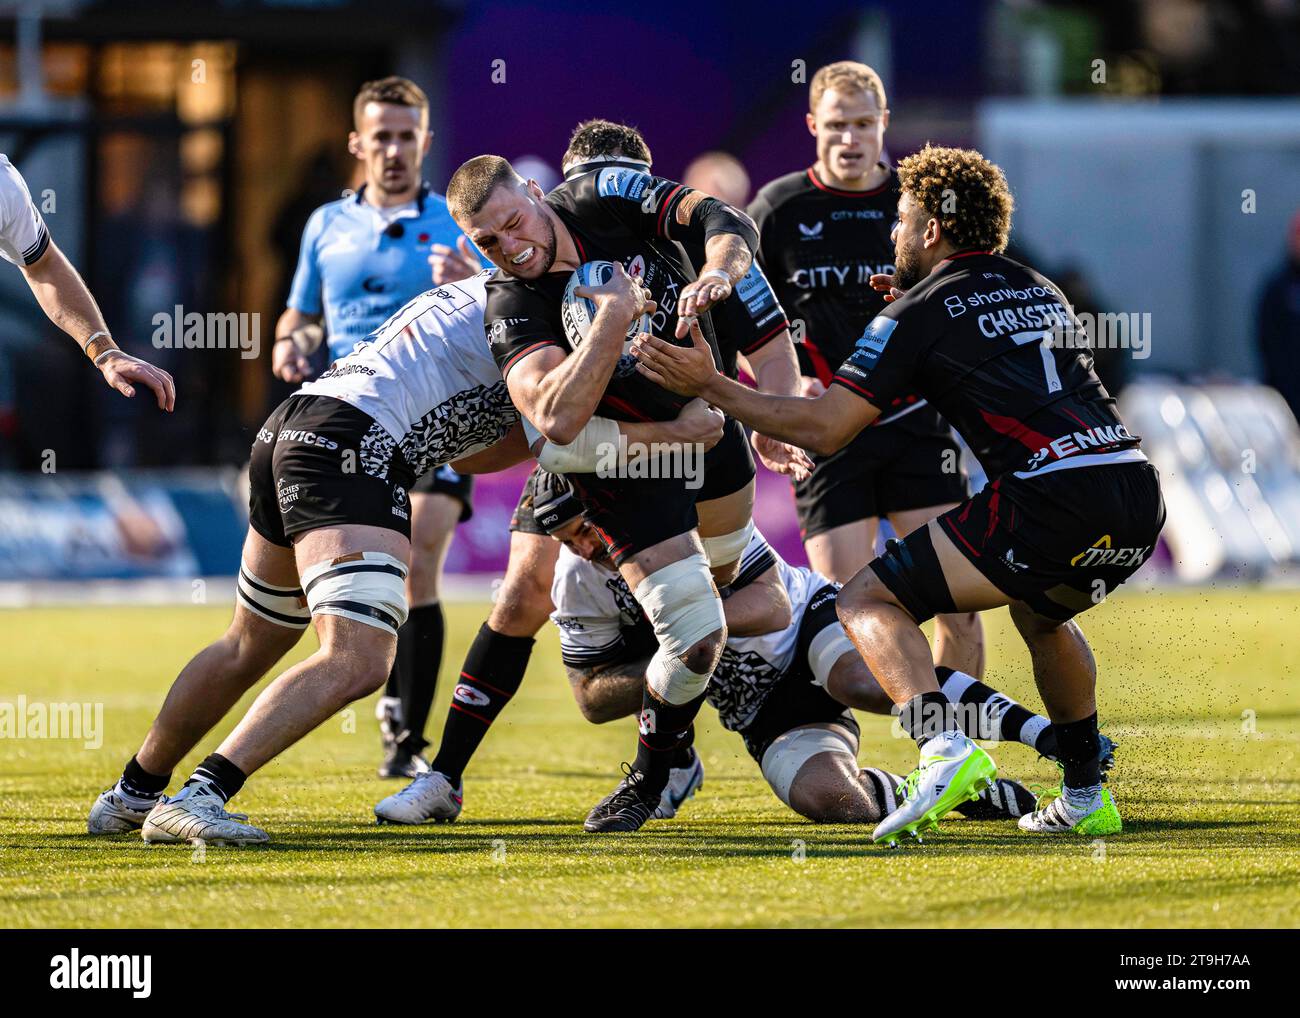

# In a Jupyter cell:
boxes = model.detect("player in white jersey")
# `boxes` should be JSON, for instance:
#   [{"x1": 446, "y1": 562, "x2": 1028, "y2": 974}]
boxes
[
  {"x1": 379, "y1": 473, "x2": 1048, "y2": 827},
  {"x1": 87, "y1": 275, "x2": 721, "y2": 844},
  {"x1": 1, "y1": 153, "x2": 173, "y2": 411}
]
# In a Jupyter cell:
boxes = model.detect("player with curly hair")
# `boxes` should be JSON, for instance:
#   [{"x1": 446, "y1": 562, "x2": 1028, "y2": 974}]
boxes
[{"x1": 632, "y1": 144, "x2": 1165, "y2": 845}]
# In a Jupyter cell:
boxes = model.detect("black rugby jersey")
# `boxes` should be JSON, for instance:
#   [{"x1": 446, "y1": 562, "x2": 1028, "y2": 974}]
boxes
[
  {"x1": 749, "y1": 165, "x2": 898, "y2": 382},
  {"x1": 486, "y1": 167, "x2": 758, "y2": 422},
  {"x1": 833, "y1": 251, "x2": 1143, "y2": 479}
]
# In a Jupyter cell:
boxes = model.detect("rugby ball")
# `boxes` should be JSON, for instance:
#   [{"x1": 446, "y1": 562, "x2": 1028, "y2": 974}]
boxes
[{"x1": 561, "y1": 260, "x2": 651, "y2": 352}]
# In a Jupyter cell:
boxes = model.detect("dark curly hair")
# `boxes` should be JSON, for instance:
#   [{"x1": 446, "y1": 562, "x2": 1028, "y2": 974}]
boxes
[
  {"x1": 896, "y1": 144, "x2": 1014, "y2": 253},
  {"x1": 562, "y1": 119, "x2": 652, "y2": 171}
]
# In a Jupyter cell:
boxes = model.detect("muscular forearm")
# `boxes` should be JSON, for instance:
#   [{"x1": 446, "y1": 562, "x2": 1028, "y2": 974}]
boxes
[
  {"x1": 22, "y1": 242, "x2": 109, "y2": 349},
  {"x1": 566, "y1": 657, "x2": 649, "y2": 724},
  {"x1": 698, "y1": 233, "x2": 753, "y2": 287},
  {"x1": 526, "y1": 307, "x2": 634, "y2": 444},
  {"x1": 450, "y1": 422, "x2": 532, "y2": 474},
  {"x1": 699, "y1": 373, "x2": 845, "y2": 454},
  {"x1": 722, "y1": 568, "x2": 792, "y2": 637},
  {"x1": 741, "y1": 331, "x2": 800, "y2": 397}
]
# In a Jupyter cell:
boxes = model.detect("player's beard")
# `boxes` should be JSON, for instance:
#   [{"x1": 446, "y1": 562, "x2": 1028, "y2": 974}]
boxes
[{"x1": 893, "y1": 238, "x2": 923, "y2": 291}]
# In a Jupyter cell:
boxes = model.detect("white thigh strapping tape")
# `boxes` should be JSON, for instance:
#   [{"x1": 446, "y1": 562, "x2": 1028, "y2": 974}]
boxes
[
  {"x1": 807, "y1": 621, "x2": 857, "y2": 688},
  {"x1": 701, "y1": 518, "x2": 755, "y2": 568},
  {"x1": 236, "y1": 564, "x2": 310, "y2": 630},
  {"x1": 300, "y1": 551, "x2": 409, "y2": 635}
]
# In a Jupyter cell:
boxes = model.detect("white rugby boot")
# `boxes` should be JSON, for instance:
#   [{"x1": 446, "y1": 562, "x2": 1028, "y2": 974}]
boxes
[
  {"x1": 141, "y1": 785, "x2": 269, "y2": 845},
  {"x1": 871, "y1": 730, "x2": 997, "y2": 846},
  {"x1": 88, "y1": 787, "x2": 160, "y2": 835},
  {"x1": 656, "y1": 748, "x2": 704, "y2": 820},
  {"x1": 374, "y1": 770, "x2": 463, "y2": 825}
]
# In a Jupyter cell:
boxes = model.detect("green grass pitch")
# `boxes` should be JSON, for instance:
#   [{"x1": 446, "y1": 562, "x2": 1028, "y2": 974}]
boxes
[{"x1": 2, "y1": 588, "x2": 1298, "y2": 928}]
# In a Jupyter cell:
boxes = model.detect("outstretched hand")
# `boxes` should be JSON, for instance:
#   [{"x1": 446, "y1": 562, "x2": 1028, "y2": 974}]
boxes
[
  {"x1": 631, "y1": 318, "x2": 717, "y2": 397},
  {"x1": 869, "y1": 272, "x2": 906, "y2": 303}
]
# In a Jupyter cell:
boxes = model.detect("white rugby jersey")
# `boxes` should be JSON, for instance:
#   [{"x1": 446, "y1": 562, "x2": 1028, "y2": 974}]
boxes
[
  {"x1": 550, "y1": 530, "x2": 836, "y2": 732},
  {"x1": 298, "y1": 271, "x2": 518, "y2": 480},
  {"x1": 0, "y1": 155, "x2": 51, "y2": 267}
]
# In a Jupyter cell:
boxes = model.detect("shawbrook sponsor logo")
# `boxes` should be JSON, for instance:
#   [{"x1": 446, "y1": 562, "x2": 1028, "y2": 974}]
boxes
[
  {"x1": 50, "y1": 949, "x2": 151, "y2": 997},
  {"x1": 0, "y1": 696, "x2": 102, "y2": 749},
  {"x1": 152, "y1": 304, "x2": 260, "y2": 359},
  {"x1": 595, "y1": 435, "x2": 705, "y2": 490}
]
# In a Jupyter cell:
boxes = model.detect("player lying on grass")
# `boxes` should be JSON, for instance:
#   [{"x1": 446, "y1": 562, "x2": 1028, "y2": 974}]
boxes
[
  {"x1": 86, "y1": 273, "x2": 723, "y2": 845},
  {"x1": 632, "y1": 144, "x2": 1164, "y2": 844},
  {"x1": 447, "y1": 152, "x2": 765, "y2": 832},
  {"x1": 378, "y1": 472, "x2": 1080, "y2": 828},
  {"x1": 406, "y1": 118, "x2": 809, "y2": 817}
]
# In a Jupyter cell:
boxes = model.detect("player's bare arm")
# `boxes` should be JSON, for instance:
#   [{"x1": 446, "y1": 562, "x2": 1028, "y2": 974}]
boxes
[
  {"x1": 737, "y1": 331, "x2": 815, "y2": 480},
  {"x1": 564, "y1": 657, "x2": 650, "y2": 724},
  {"x1": 675, "y1": 232, "x2": 752, "y2": 336},
  {"x1": 272, "y1": 306, "x2": 323, "y2": 383},
  {"x1": 507, "y1": 262, "x2": 655, "y2": 444},
  {"x1": 21, "y1": 240, "x2": 175, "y2": 411},
  {"x1": 720, "y1": 564, "x2": 792, "y2": 637},
  {"x1": 634, "y1": 321, "x2": 877, "y2": 454}
]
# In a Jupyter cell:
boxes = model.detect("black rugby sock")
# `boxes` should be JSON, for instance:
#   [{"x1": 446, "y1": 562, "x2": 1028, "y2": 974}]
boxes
[
  {"x1": 632, "y1": 691, "x2": 707, "y2": 795},
  {"x1": 119, "y1": 755, "x2": 170, "y2": 803},
  {"x1": 898, "y1": 691, "x2": 957, "y2": 748},
  {"x1": 429, "y1": 623, "x2": 534, "y2": 787},
  {"x1": 936, "y1": 666, "x2": 1051, "y2": 751},
  {"x1": 395, "y1": 603, "x2": 445, "y2": 753},
  {"x1": 1054, "y1": 712, "x2": 1102, "y2": 790},
  {"x1": 184, "y1": 753, "x2": 246, "y2": 803}
]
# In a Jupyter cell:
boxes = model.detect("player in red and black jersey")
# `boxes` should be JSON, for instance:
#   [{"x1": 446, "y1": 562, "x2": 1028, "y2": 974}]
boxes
[
  {"x1": 633, "y1": 145, "x2": 1165, "y2": 845},
  {"x1": 413, "y1": 123, "x2": 806, "y2": 825},
  {"x1": 445, "y1": 151, "x2": 760, "y2": 832},
  {"x1": 748, "y1": 61, "x2": 983, "y2": 679}
]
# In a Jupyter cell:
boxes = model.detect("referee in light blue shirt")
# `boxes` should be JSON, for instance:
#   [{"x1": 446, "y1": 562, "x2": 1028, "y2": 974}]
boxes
[{"x1": 272, "y1": 77, "x2": 480, "y2": 779}]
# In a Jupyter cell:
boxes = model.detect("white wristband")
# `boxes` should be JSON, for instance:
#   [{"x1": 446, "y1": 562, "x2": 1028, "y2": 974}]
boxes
[
  {"x1": 93, "y1": 348, "x2": 124, "y2": 366},
  {"x1": 697, "y1": 269, "x2": 730, "y2": 286}
]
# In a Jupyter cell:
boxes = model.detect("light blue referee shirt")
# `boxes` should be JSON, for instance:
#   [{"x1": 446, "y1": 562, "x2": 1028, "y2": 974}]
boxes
[{"x1": 287, "y1": 183, "x2": 466, "y2": 362}]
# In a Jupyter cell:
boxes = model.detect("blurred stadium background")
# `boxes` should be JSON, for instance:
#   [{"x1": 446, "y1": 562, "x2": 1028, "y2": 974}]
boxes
[{"x1": 2, "y1": 0, "x2": 1299, "y2": 601}]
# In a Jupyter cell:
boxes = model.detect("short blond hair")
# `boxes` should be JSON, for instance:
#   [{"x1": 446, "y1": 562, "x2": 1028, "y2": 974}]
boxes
[
  {"x1": 810, "y1": 61, "x2": 887, "y2": 112},
  {"x1": 896, "y1": 144, "x2": 1014, "y2": 254}
]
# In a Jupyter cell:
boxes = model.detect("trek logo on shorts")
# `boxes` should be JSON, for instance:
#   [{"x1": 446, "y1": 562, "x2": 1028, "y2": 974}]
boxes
[
  {"x1": 638, "y1": 708, "x2": 656, "y2": 735},
  {"x1": 453, "y1": 684, "x2": 490, "y2": 708},
  {"x1": 1070, "y1": 534, "x2": 1152, "y2": 569}
]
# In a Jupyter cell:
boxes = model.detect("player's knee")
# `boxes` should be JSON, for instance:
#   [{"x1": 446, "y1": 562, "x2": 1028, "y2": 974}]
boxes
[
  {"x1": 634, "y1": 552, "x2": 726, "y2": 676},
  {"x1": 790, "y1": 778, "x2": 873, "y2": 824},
  {"x1": 1009, "y1": 601, "x2": 1067, "y2": 639},
  {"x1": 835, "y1": 567, "x2": 894, "y2": 624},
  {"x1": 488, "y1": 567, "x2": 554, "y2": 636},
  {"x1": 680, "y1": 629, "x2": 725, "y2": 677}
]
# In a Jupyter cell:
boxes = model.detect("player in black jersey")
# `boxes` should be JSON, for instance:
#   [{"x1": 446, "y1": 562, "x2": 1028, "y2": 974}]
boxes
[
  {"x1": 748, "y1": 61, "x2": 983, "y2": 679},
  {"x1": 633, "y1": 145, "x2": 1165, "y2": 845},
  {"x1": 406, "y1": 122, "x2": 807, "y2": 826},
  {"x1": 445, "y1": 149, "x2": 761, "y2": 832}
]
